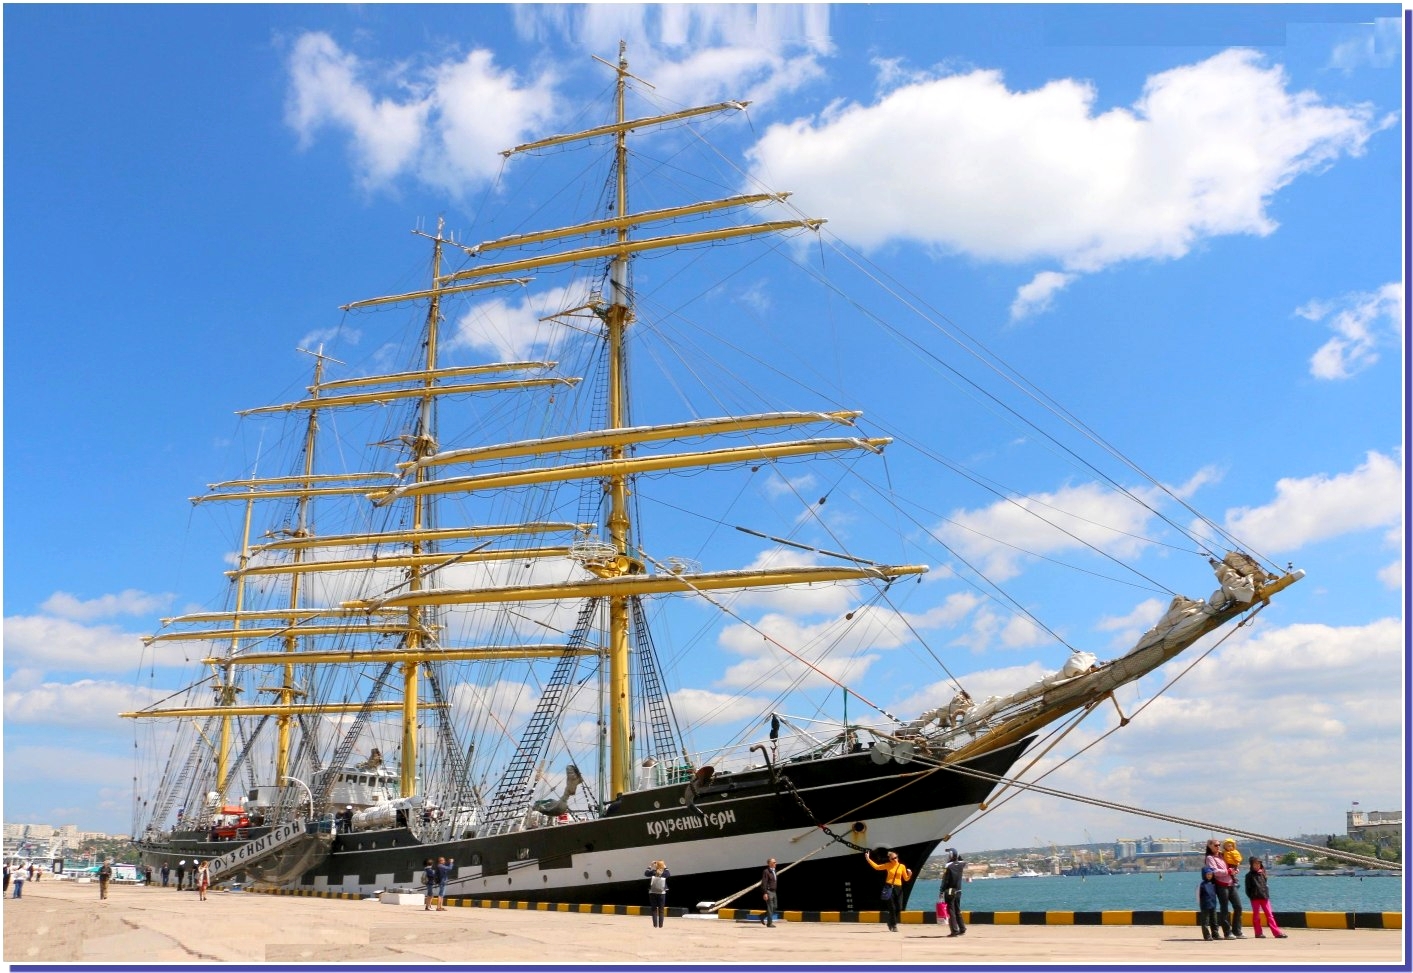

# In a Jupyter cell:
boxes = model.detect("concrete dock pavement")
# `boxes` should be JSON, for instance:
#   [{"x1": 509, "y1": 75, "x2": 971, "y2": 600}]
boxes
[{"x1": 3, "y1": 880, "x2": 1405, "y2": 966}]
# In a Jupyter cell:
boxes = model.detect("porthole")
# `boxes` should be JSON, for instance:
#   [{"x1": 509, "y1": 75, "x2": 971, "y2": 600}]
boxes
[
  {"x1": 583, "y1": 871, "x2": 589, "y2": 879},
  {"x1": 606, "y1": 870, "x2": 612, "y2": 878},
  {"x1": 471, "y1": 854, "x2": 481, "y2": 866},
  {"x1": 653, "y1": 801, "x2": 661, "y2": 809},
  {"x1": 543, "y1": 875, "x2": 549, "y2": 883}
]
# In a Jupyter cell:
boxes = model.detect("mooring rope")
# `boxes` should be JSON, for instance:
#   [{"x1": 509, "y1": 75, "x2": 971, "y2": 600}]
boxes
[{"x1": 926, "y1": 759, "x2": 1397, "y2": 871}]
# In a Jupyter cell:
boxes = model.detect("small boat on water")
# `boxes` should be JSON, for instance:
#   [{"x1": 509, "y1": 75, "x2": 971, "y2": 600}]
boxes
[{"x1": 122, "y1": 43, "x2": 1303, "y2": 913}]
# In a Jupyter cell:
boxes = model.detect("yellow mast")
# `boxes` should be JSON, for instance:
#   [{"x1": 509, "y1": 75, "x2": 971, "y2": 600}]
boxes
[
  {"x1": 398, "y1": 216, "x2": 448, "y2": 798},
  {"x1": 601, "y1": 43, "x2": 638, "y2": 800},
  {"x1": 214, "y1": 490, "x2": 255, "y2": 799},
  {"x1": 273, "y1": 350, "x2": 329, "y2": 785}
]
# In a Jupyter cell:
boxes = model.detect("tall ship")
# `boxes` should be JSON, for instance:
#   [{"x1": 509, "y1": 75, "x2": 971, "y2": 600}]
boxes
[{"x1": 125, "y1": 45, "x2": 1302, "y2": 913}]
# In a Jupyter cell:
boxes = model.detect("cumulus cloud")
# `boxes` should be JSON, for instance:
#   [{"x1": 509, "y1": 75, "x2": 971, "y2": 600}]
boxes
[
  {"x1": 1094, "y1": 597, "x2": 1169, "y2": 652},
  {"x1": 1010, "y1": 271, "x2": 1076, "y2": 322},
  {"x1": 936, "y1": 480, "x2": 1161, "y2": 582},
  {"x1": 670, "y1": 687, "x2": 772, "y2": 727},
  {"x1": 513, "y1": 3, "x2": 831, "y2": 106},
  {"x1": 40, "y1": 589, "x2": 174, "y2": 622},
  {"x1": 1297, "y1": 282, "x2": 1403, "y2": 379},
  {"x1": 288, "y1": 9, "x2": 832, "y2": 194},
  {"x1": 746, "y1": 48, "x2": 1379, "y2": 316},
  {"x1": 1221, "y1": 449, "x2": 1402, "y2": 553},
  {"x1": 448, "y1": 284, "x2": 574, "y2": 359},
  {"x1": 716, "y1": 610, "x2": 887, "y2": 691},
  {"x1": 1329, "y1": 17, "x2": 1403, "y2": 72},
  {"x1": 3, "y1": 612, "x2": 150, "y2": 674},
  {"x1": 954, "y1": 616, "x2": 1402, "y2": 849},
  {"x1": 4, "y1": 677, "x2": 159, "y2": 730},
  {"x1": 285, "y1": 32, "x2": 558, "y2": 193}
]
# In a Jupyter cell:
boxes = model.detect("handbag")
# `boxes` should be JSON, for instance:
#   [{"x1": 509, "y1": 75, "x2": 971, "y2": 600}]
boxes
[{"x1": 880, "y1": 885, "x2": 893, "y2": 902}]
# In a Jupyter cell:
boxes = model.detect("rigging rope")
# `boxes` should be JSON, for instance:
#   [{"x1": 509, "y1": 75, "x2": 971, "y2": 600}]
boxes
[
  {"x1": 929, "y1": 758, "x2": 1398, "y2": 871},
  {"x1": 635, "y1": 549, "x2": 903, "y2": 727}
]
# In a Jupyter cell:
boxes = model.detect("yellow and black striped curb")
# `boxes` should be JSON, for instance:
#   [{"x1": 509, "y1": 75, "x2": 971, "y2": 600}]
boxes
[{"x1": 246, "y1": 890, "x2": 1401, "y2": 929}]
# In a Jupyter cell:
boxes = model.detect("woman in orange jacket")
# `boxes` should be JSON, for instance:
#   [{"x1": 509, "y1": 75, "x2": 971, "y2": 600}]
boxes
[{"x1": 865, "y1": 850, "x2": 912, "y2": 932}]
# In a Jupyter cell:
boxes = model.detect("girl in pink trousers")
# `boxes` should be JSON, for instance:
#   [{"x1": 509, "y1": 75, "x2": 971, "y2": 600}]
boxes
[{"x1": 1244, "y1": 858, "x2": 1288, "y2": 938}]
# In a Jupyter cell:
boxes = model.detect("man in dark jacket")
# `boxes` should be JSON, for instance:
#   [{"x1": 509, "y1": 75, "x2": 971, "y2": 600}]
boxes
[
  {"x1": 941, "y1": 848, "x2": 967, "y2": 936},
  {"x1": 760, "y1": 857, "x2": 778, "y2": 927}
]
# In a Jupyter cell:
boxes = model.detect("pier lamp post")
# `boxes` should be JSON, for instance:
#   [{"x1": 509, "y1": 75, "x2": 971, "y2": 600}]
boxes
[{"x1": 281, "y1": 775, "x2": 314, "y2": 820}]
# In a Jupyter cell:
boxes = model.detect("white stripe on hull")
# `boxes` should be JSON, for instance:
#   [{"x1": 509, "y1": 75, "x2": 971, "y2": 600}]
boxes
[{"x1": 314, "y1": 801, "x2": 979, "y2": 899}]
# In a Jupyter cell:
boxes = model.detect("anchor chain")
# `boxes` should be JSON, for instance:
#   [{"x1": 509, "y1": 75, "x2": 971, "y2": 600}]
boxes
[{"x1": 753, "y1": 745, "x2": 869, "y2": 853}]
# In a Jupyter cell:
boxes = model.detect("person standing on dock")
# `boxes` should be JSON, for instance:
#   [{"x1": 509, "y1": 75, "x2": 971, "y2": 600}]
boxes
[
  {"x1": 1197, "y1": 869, "x2": 1220, "y2": 940},
  {"x1": 1244, "y1": 858, "x2": 1287, "y2": 939},
  {"x1": 940, "y1": 849, "x2": 968, "y2": 937},
  {"x1": 760, "y1": 858, "x2": 778, "y2": 927},
  {"x1": 196, "y1": 861, "x2": 210, "y2": 901},
  {"x1": 1203, "y1": 840, "x2": 1242, "y2": 938},
  {"x1": 175, "y1": 861, "x2": 186, "y2": 891},
  {"x1": 422, "y1": 859, "x2": 438, "y2": 911},
  {"x1": 864, "y1": 849, "x2": 912, "y2": 932},
  {"x1": 646, "y1": 860, "x2": 670, "y2": 928},
  {"x1": 97, "y1": 861, "x2": 112, "y2": 900},
  {"x1": 160, "y1": 862, "x2": 170, "y2": 887},
  {"x1": 435, "y1": 857, "x2": 452, "y2": 911}
]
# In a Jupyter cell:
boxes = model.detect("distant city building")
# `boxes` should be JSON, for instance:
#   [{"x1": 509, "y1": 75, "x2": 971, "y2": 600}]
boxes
[
  {"x1": 1115, "y1": 835, "x2": 1199, "y2": 857},
  {"x1": 2, "y1": 822, "x2": 129, "y2": 862},
  {"x1": 1347, "y1": 809, "x2": 1401, "y2": 843}
]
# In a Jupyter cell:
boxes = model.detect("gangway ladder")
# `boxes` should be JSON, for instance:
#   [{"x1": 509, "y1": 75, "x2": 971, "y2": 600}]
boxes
[{"x1": 205, "y1": 818, "x2": 317, "y2": 883}]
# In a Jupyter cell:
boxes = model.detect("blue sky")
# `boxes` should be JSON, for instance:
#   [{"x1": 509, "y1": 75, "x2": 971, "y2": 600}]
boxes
[{"x1": 3, "y1": 3, "x2": 1404, "y2": 856}]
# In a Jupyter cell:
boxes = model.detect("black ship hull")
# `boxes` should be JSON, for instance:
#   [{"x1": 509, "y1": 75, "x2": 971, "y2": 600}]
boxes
[{"x1": 134, "y1": 740, "x2": 1027, "y2": 913}]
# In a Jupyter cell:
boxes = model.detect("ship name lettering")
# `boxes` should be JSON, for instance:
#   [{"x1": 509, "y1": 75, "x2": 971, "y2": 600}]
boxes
[{"x1": 645, "y1": 808, "x2": 736, "y2": 840}]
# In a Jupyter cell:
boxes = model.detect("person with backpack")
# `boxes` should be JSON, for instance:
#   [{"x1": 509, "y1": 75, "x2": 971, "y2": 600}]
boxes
[
  {"x1": 422, "y1": 858, "x2": 438, "y2": 911},
  {"x1": 645, "y1": 860, "x2": 670, "y2": 928}
]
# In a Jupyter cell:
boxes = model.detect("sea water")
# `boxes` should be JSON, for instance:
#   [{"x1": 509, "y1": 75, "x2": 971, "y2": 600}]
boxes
[{"x1": 909, "y1": 872, "x2": 1404, "y2": 913}]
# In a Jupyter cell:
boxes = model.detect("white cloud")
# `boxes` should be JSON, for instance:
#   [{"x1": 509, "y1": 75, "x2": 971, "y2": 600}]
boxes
[
  {"x1": 4, "y1": 678, "x2": 159, "y2": 730},
  {"x1": 1329, "y1": 17, "x2": 1403, "y2": 72},
  {"x1": 891, "y1": 661, "x2": 1051, "y2": 718},
  {"x1": 746, "y1": 48, "x2": 1379, "y2": 316},
  {"x1": 1297, "y1": 282, "x2": 1403, "y2": 380},
  {"x1": 1095, "y1": 597, "x2": 1169, "y2": 652},
  {"x1": 285, "y1": 33, "x2": 558, "y2": 193},
  {"x1": 670, "y1": 687, "x2": 771, "y2": 727},
  {"x1": 937, "y1": 480, "x2": 1160, "y2": 582},
  {"x1": 285, "y1": 32, "x2": 430, "y2": 187},
  {"x1": 716, "y1": 611, "x2": 887, "y2": 691},
  {"x1": 287, "y1": 10, "x2": 834, "y2": 194},
  {"x1": 2, "y1": 613, "x2": 150, "y2": 674},
  {"x1": 513, "y1": 4, "x2": 831, "y2": 106},
  {"x1": 39, "y1": 589, "x2": 174, "y2": 622},
  {"x1": 448, "y1": 284, "x2": 574, "y2": 360},
  {"x1": 955, "y1": 616, "x2": 1403, "y2": 849},
  {"x1": 1010, "y1": 271, "x2": 1076, "y2": 322},
  {"x1": 1221, "y1": 449, "x2": 1403, "y2": 553}
]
